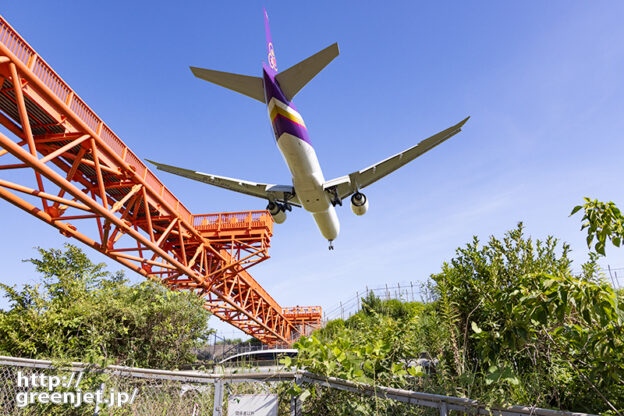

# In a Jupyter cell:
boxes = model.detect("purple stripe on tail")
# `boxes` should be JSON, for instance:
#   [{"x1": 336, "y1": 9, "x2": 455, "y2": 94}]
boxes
[
  {"x1": 263, "y1": 8, "x2": 278, "y2": 76},
  {"x1": 272, "y1": 114, "x2": 312, "y2": 145}
]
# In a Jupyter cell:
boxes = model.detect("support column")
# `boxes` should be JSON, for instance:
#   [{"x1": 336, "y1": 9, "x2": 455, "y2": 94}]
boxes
[{"x1": 8, "y1": 62, "x2": 48, "y2": 211}]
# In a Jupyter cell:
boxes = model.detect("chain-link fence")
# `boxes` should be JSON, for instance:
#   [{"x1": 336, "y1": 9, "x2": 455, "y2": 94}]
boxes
[
  {"x1": 324, "y1": 281, "x2": 430, "y2": 321},
  {"x1": 0, "y1": 355, "x2": 599, "y2": 416},
  {"x1": 325, "y1": 272, "x2": 624, "y2": 322},
  {"x1": 0, "y1": 356, "x2": 218, "y2": 415}
]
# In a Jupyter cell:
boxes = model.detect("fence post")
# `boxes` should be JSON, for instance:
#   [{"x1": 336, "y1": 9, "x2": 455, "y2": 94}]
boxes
[
  {"x1": 290, "y1": 374, "x2": 303, "y2": 416},
  {"x1": 213, "y1": 379, "x2": 224, "y2": 416},
  {"x1": 440, "y1": 401, "x2": 448, "y2": 416},
  {"x1": 93, "y1": 383, "x2": 105, "y2": 415}
]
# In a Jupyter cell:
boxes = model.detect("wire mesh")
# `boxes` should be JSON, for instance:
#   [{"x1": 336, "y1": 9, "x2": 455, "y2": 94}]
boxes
[{"x1": 0, "y1": 362, "x2": 215, "y2": 416}]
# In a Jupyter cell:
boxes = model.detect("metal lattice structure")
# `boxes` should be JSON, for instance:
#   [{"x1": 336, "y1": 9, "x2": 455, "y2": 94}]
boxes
[{"x1": 0, "y1": 15, "x2": 321, "y2": 344}]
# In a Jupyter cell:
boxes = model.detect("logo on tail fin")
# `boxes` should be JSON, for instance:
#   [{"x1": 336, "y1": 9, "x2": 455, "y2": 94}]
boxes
[{"x1": 268, "y1": 43, "x2": 277, "y2": 71}]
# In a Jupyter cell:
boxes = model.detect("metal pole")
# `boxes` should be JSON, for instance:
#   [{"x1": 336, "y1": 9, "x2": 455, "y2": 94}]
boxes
[
  {"x1": 291, "y1": 395, "x2": 299, "y2": 416},
  {"x1": 290, "y1": 375, "x2": 303, "y2": 416},
  {"x1": 608, "y1": 265, "x2": 616, "y2": 288},
  {"x1": 440, "y1": 401, "x2": 448, "y2": 416},
  {"x1": 356, "y1": 291, "x2": 360, "y2": 312},
  {"x1": 411, "y1": 282, "x2": 414, "y2": 302},
  {"x1": 94, "y1": 383, "x2": 105, "y2": 415},
  {"x1": 213, "y1": 380, "x2": 224, "y2": 416}
]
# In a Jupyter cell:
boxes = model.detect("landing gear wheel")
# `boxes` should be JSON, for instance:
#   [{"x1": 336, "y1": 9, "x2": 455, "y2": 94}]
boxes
[{"x1": 328, "y1": 240, "x2": 334, "y2": 250}]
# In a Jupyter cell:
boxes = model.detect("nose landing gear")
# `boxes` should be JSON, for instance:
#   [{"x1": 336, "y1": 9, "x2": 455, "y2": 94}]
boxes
[{"x1": 328, "y1": 240, "x2": 334, "y2": 250}]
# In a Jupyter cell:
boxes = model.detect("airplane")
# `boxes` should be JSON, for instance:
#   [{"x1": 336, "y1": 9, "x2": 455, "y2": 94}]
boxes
[{"x1": 147, "y1": 9, "x2": 469, "y2": 250}]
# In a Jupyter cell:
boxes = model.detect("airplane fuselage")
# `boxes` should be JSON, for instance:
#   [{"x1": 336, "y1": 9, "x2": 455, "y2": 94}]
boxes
[
  {"x1": 263, "y1": 65, "x2": 340, "y2": 241},
  {"x1": 149, "y1": 11, "x2": 467, "y2": 250}
]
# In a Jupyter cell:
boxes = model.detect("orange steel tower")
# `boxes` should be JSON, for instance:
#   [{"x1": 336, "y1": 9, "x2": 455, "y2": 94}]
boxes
[{"x1": 0, "y1": 16, "x2": 321, "y2": 344}]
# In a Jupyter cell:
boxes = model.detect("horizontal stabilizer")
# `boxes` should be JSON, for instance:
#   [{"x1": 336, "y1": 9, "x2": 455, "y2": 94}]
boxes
[
  {"x1": 190, "y1": 67, "x2": 265, "y2": 103},
  {"x1": 275, "y1": 43, "x2": 339, "y2": 101}
]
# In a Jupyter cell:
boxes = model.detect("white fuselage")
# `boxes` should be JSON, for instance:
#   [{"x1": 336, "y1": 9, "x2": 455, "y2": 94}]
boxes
[{"x1": 276, "y1": 133, "x2": 339, "y2": 241}]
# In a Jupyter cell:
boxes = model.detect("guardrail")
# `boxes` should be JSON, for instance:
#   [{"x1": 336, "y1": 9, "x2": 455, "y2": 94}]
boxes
[
  {"x1": 282, "y1": 306, "x2": 322, "y2": 316},
  {"x1": 192, "y1": 211, "x2": 273, "y2": 234},
  {"x1": 213, "y1": 344, "x2": 292, "y2": 361},
  {"x1": 0, "y1": 356, "x2": 599, "y2": 416}
]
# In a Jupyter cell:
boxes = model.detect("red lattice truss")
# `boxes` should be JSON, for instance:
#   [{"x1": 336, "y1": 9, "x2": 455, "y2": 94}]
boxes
[{"x1": 0, "y1": 16, "x2": 322, "y2": 344}]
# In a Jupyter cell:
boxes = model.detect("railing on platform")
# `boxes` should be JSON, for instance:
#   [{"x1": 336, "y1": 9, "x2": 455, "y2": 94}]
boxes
[
  {"x1": 193, "y1": 211, "x2": 273, "y2": 235},
  {"x1": 0, "y1": 15, "x2": 194, "y2": 226},
  {"x1": 282, "y1": 306, "x2": 322, "y2": 316}
]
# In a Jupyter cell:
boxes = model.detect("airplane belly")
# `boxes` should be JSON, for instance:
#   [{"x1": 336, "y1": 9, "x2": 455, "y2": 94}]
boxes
[
  {"x1": 277, "y1": 133, "x2": 329, "y2": 212},
  {"x1": 277, "y1": 133, "x2": 321, "y2": 178},
  {"x1": 312, "y1": 207, "x2": 340, "y2": 241}
]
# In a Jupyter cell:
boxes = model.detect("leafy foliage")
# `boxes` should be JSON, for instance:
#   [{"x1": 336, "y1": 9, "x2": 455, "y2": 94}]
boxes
[
  {"x1": 294, "y1": 223, "x2": 624, "y2": 414},
  {"x1": 571, "y1": 197, "x2": 624, "y2": 255},
  {"x1": 0, "y1": 244, "x2": 212, "y2": 369}
]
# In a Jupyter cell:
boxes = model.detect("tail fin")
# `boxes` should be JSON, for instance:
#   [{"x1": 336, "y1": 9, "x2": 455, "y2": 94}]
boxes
[
  {"x1": 275, "y1": 43, "x2": 339, "y2": 101},
  {"x1": 188, "y1": 9, "x2": 338, "y2": 104},
  {"x1": 189, "y1": 67, "x2": 265, "y2": 103},
  {"x1": 264, "y1": 8, "x2": 278, "y2": 76}
]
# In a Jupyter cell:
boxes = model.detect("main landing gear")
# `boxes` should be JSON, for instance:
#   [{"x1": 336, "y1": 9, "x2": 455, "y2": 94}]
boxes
[{"x1": 328, "y1": 240, "x2": 334, "y2": 250}]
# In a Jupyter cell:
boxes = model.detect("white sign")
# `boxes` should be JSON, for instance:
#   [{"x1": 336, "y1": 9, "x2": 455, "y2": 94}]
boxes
[{"x1": 228, "y1": 394, "x2": 278, "y2": 416}]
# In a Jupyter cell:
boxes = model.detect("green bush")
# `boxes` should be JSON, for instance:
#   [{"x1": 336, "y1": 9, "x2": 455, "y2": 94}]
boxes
[
  {"x1": 294, "y1": 223, "x2": 624, "y2": 414},
  {"x1": 0, "y1": 244, "x2": 212, "y2": 369}
]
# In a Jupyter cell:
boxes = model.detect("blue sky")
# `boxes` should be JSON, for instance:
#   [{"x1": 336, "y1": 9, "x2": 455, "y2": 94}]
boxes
[{"x1": 1, "y1": 2, "x2": 624, "y2": 338}]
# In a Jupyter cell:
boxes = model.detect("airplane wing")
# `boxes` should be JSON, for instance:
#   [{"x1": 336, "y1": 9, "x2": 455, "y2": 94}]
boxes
[
  {"x1": 145, "y1": 160, "x2": 301, "y2": 206},
  {"x1": 323, "y1": 117, "x2": 469, "y2": 201}
]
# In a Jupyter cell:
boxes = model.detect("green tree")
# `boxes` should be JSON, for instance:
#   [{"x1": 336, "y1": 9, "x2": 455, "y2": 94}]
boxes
[
  {"x1": 294, "y1": 223, "x2": 623, "y2": 414},
  {"x1": 0, "y1": 244, "x2": 212, "y2": 369},
  {"x1": 430, "y1": 223, "x2": 623, "y2": 412},
  {"x1": 572, "y1": 197, "x2": 624, "y2": 255}
]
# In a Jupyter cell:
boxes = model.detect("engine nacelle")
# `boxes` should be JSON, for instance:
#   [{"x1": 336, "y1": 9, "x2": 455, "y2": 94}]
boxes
[
  {"x1": 350, "y1": 192, "x2": 368, "y2": 216},
  {"x1": 267, "y1": 202, "x2": 287, "y2": 224}
]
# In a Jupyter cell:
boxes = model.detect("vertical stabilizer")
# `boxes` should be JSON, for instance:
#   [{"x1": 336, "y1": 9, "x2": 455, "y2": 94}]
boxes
[{"x1": 264, "y1": 8, "x2": 278, "y2": 76}]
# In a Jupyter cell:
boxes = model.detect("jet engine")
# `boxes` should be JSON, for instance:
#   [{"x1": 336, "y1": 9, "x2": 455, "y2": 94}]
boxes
[
  {"x1": 267, "y1": 201, "x2": 287, "y2": 224},
  {"x1": 350, "y1": 192, "x2": 368, "y2": 216}
]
